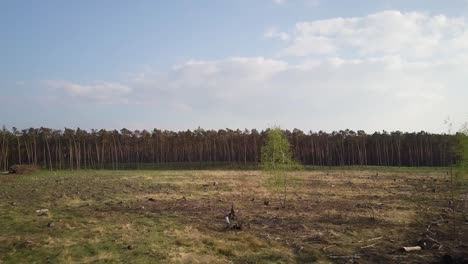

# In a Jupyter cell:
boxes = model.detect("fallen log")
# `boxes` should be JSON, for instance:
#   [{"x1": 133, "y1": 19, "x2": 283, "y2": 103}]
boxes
[{"x1": 401, "y1": 246, "x2": 422, "y2": 252}]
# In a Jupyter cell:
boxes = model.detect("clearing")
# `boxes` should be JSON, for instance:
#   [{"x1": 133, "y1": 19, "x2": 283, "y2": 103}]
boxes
[{"x1": 0, "y1": 168, "x2": 466, "y2": 263}]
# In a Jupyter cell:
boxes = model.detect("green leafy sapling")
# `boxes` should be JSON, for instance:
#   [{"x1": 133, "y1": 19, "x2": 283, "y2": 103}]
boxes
[{"x1": 261, "y1": 127, "x2": 302, "y2": 208}]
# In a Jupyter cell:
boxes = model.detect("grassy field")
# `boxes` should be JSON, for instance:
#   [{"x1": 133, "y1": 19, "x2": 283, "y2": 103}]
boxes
[{"x1": 0, "y1": 168, "x2": 466, "y2": 263}]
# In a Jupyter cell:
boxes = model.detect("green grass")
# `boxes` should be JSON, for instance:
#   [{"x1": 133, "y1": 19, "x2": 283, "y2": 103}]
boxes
[
  {"x1": 303, "y1": 165, "x2": 450, "y2": 173},
  {"x1": 41, "y1": 162, "x2": 450, "y2": 172},
  {"x1": 0, "y1": 171, "x2": 180, "y2": 263},
  {"x1": 1, "y1": 168, "x2": 463, "y2": 263},
  {"x1": 0, "y1": 170, "x2": 298, "y2": 263}
]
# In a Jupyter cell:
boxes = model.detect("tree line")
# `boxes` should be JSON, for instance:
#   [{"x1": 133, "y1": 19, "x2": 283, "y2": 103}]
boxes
[{"x1": 0, "y1": 127, "x2": 460, "y2": 171}]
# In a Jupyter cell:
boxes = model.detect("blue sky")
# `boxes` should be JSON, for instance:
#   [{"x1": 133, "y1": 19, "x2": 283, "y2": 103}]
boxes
[{"x1": 1, "y1": 0, "x2": 468, "y2": 132}]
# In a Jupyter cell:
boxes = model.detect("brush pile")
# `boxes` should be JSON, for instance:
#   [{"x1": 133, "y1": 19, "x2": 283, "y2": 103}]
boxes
[{"x1": 9, "y1": 164, "x2": 39, "y2": 174}]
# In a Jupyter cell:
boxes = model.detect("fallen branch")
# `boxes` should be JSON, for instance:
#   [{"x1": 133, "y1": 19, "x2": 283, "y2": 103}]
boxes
[
  {"x1": 321, "y1": 244, "x2": 336, "y2": 252},
  {"x1": 425, "y1": 235, "x2": 442, "y2": 246},
  {"x1": 361, "y1": 241, "x2": 381, "y2": 249}
]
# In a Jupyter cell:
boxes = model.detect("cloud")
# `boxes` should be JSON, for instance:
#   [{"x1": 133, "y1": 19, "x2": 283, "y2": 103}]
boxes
[
  {"x1": 42, "y1": 53, "x2": 467, "y2": 132},
  {"x1": 38, "y1": 10, "x2": 468, "y2": 132},
  {"x1": 280, "y1": 10, "x2": 468, "y2": 58},
  {"x1": 273, "y1": 0, "x2": 286, "y2": 5},
  {"x1": 45, "y1": 80, "x2": 132, "y2": 104},
  {"x1": 264, "y1": 27, "x2": 290, "y2": 41}
]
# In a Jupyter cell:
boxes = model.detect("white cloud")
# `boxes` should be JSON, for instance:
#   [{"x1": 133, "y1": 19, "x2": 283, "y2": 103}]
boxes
[
  {"x1": 40, "y1": 10, "x2": 468, "y2": 132},
  {"x1": 42, "y1": 53, "x2": 468, "y2": 132},
  {"x1": 280, "y1": 11, "x2": 468, "y2": 58},
  {"x1": 45, "y1": 80, "x2": 132, "y2": 104},
  {"x1": 264, "y1": 27, "x2": 290, "y2": 41}
]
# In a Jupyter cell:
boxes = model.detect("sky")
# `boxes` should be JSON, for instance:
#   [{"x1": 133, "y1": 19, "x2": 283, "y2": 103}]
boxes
[{"x1": 1, "y1": 0, "x2": 468, "y2": 133}]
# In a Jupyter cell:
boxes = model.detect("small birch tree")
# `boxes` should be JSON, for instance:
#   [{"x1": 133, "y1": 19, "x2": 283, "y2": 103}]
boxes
[
  {"x1": 457, "y1": 123, "x2": 468, "y2": 172},
  {"x1": 451, "y1": 123, "x2": 468, "y2": 188},
  {"x1": 445, "y1": 121, "x2": 468, "y2": 244},
  {"x1": 454, "y1": 124, "x2": 468, "y2": 209},
  {"x1": 261, "y1": 127, "x2": 302, "y2": 208}
]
